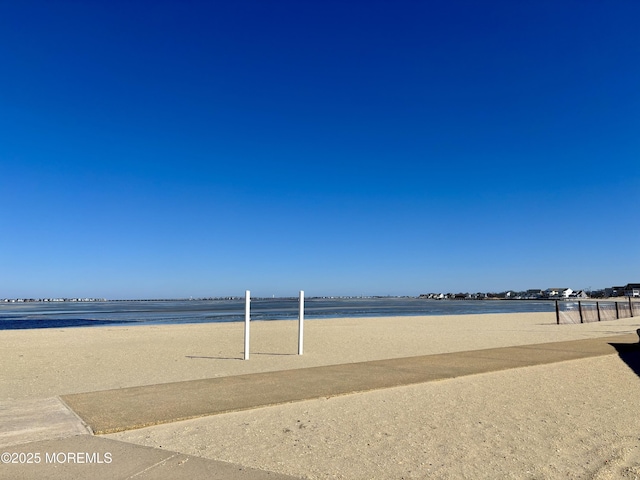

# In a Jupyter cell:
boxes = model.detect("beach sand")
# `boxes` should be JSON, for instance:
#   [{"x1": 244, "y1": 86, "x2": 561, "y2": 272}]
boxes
[{"x1": 3, "y1": 312, "x2": 640, "y2": 478}]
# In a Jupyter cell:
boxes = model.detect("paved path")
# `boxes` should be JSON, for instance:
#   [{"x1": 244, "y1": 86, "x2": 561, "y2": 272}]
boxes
[
  {"x1": 61, "y1": 333, "x2": 637, "y2": 434},
  {"x1": 3, "y1": 435, "x2": 300, "y2": 479},
  {"x1": 0, "y1": 398, "x2": 90, "y2": 449}
]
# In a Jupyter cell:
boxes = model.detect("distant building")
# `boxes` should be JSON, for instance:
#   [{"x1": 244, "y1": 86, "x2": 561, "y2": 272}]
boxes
[
  {"x1": 624, "y1": 283, "x2": 640, "y2": 297},
  {"x1": 545, "y1": 288, "x2": 573, "y2": 298},
  {"x1": 610, "y1": 286, "x2": 626, "y2": 297}
]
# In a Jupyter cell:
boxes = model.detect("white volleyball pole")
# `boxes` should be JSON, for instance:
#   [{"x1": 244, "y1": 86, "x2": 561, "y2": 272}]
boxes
[
  {"x1": 244, "y1": 290, "x2": 250, "y2": 360},
  {"x1": 298, "y1": 290, "x2": 304, "y2": 355}
]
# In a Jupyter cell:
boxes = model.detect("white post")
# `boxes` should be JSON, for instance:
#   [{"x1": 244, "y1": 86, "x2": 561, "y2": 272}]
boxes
[
  {"x1": 298, "y1": 290, "x2": 304, "y2": 355},
  {"x1": 244, "y1": 290, "x2": 250, "y2": 360}
]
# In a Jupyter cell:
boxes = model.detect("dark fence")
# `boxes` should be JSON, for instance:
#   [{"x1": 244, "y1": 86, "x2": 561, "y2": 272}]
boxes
[{"x1": 556, "y1": 298, "x2": 640, "y2": 324}]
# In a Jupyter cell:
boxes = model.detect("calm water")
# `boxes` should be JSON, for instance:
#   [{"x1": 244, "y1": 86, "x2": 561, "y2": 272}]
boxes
[{"x1": 0, "y1": 298, "x2": 556, "y2": 330}]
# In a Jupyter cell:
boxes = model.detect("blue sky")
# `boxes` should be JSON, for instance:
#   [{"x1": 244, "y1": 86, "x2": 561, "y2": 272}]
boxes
[{"x1": 1, "y1": 0, "x2": 638, "y2": 299}]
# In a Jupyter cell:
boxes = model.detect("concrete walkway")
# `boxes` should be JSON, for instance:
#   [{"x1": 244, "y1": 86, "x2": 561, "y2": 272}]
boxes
[
  {"x1": 0, "y1": 397, "x2": 90, "y2": 449},
  {"x1": 60, "y1": 333, "x2": 638, "y2": 435},
  {"x1": 3, "y1": 435, "x2": 301, "y2": 479},
  {"x1": 2, "y1": 333, "x2": 638, "y2": 480}
]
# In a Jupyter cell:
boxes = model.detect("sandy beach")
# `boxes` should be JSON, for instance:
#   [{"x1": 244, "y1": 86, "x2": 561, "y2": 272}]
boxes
[{"x1": 3, "y1": 311, "x2": 640, "y2": 478}]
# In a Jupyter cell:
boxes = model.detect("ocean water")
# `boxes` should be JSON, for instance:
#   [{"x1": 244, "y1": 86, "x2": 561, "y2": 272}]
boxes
[{"x1": 0, "y1": 298, "x2": 556, "y2": 330}]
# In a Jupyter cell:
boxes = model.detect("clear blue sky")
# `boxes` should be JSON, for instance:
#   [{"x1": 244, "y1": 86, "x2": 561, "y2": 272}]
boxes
[{"x1": 1, "y1": 0, "x2": 638, "y2": 299}]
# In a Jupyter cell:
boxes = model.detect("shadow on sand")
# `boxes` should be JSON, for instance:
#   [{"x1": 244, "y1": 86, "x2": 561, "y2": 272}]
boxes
[
  {"x1": 185, "y1": 355, "x2": 242, "y2": 361},
  {"x1": 185, "y1": 352, "x2": 297, "y2": 361},
  {"x1": 609, "y1": 329, "x2": 640, "y2": 379}
]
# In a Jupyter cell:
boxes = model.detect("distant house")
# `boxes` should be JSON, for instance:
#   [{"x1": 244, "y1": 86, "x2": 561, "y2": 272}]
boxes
[
  {"x1": 545, "y1": 288, "x2": 563, "y2": 298},
  {"x1": 545, "y1": 288, "x2": 573, "y2": 298},
  {"x1": 612, "y1": 286, "x2": 626, "y2": 297},
  {"x1": 624, "y1": 284, "x2": 640, "y2": 297},
  {"x1": 572, "y1": 290, "x2": 589, "y2": 299}
]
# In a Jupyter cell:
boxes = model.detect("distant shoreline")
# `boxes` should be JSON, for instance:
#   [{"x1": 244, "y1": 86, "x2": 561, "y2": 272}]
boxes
[{"x1": 2, "y1": 296, "x2": 638, "y2": 303}]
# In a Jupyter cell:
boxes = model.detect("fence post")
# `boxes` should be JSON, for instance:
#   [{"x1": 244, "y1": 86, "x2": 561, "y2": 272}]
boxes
[
  {"x1": 298, "y1": 290, "x2": 304, "y2": 355},
  {"x1": 579, "y1": 301, "x2": 583, "y2": 324},
  {"x1": 616, "y1": 301, "x2": 619, "y2": 319},
  {"x1": 631, "y1": 297, "x2": 634, "y2": 318},
  {"x1": 555, "y1": 300, "x2": 560, "y2": 325},
  {"x1": 244, "y1": 290, "x2": 250, "y2": 360},
  {"x1": 596, "y1": 301, "x2": 601, "y2": 322}
]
